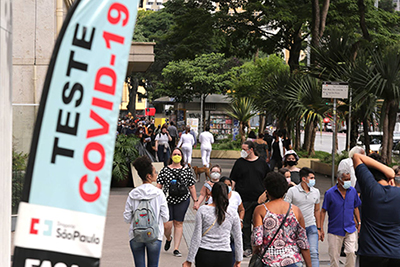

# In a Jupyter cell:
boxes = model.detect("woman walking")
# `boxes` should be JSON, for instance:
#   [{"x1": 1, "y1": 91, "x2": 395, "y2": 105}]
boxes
[
  {"x1": 252, "y1": 172, "x2": 311, "y2": 267},
  {"x1": 199, "y1": 126, "x2": 214, "y2": 168},
  {"x1": 178, "y1": 126, "x2": 195, "y2": 167},
  {"x1": 155, "y1": 125, "x2": 172, "y2": 166},
  {"x1": 283, "y1": 150, "x2": 301, "y2": 184},
  {"x1": 124, "y1": 156, "x2": 169, "y2": 267},
  {"x1": 183, "y1": 182, "x2": 243, "y2": 267},
  {"x1": 193, "y1": 165, "x2": 222, "y2": 210},
  {"x1": 157, "y1": 148, "x2": 198, "y2": 257}
]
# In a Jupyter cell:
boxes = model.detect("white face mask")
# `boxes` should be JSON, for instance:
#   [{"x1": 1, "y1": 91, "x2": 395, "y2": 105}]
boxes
[
  {"x1": 241, "y1": 150, "x2": 248, "y2": 159},
  {"x1": 210, "y1": 172, "x2": 221, "y2": 181}
]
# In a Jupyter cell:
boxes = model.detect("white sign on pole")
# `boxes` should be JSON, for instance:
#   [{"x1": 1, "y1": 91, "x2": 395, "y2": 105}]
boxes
[{"x1": 322, "y1": 82, "x2": 349, "y2": 99}]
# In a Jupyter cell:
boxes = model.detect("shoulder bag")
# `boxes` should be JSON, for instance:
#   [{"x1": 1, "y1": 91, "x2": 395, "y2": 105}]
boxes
[{"x1": 248, "y1": 203, "x2": 291, "y2": 267}]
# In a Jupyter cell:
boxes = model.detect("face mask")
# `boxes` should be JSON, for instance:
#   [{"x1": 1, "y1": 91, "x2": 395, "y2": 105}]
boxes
[
  {"x1": 287, "y1": 161, "x2": 296, "y2": 166},
  {"x1": 228, "y1": 186, "x2": 232, "y2": 193},
  {"x1": 241, "y1": 150, "x2": 248, "y2": 159},
  {"x1": 210, "y1": 172, "x2": 221, "y2": 181},
  {"x1": 342, "y1": 180, "x2": 351, "y2": 189},
  {"x1": 286, "y1": 178, "x2": 291, "y2": 184},
  {"x1": 307, "y1": 179, "x2": 315, "y2": 188},
  {"x1": 172, "y1": 155, "x2": 182, "y2": 163}
]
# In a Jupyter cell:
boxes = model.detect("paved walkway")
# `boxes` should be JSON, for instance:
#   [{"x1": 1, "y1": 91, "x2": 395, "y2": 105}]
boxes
[{"x1": 101, "y1": 158, "x2": 349, "y2": 267}]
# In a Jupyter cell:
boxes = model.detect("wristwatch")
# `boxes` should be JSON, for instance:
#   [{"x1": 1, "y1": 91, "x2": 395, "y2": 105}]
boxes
[
  {"x1": 194, "y1": 199, "x2": 198, "y2": 202},
  {"x1": 317, "y1": 227, "x2": 321, "y2": 230}
]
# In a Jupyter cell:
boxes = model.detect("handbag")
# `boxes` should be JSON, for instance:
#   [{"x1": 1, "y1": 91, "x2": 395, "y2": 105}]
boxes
[
  {"x1": 169, "y1": 169, "x2": 189, "y2": 197},
  {"x1": 248, "y1": 203, "x2": 292, "y2": 267}
]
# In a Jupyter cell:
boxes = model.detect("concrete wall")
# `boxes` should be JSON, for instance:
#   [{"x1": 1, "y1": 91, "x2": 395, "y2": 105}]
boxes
[
  {"x1": 12, "y1": 0, "x2": 58, "y2": 153},
  {"x1": 0, "y1": 0, "x2": 12, "y2": 264}
]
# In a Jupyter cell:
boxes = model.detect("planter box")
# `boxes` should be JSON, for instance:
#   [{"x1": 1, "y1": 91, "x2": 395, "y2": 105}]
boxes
[
  {"x1": 192, "y1": 150, "x2": 240, "y2": 159},
  {"x1": 297, "y1": 158, "x2": 319, "y2": 169},
  {"x1": 311, "y1": 161, "x2": 337, "y2": 176}
]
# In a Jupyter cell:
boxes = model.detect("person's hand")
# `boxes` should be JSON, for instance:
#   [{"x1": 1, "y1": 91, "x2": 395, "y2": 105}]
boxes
[
  {"x1": 182, "y1": 261, "x2": 191, "y2": 267},
  {"x1": 193, "y1": 202, "x2": 199, "y2": 210},
  {"x1": 234, "y1": 261, "x2": 241, "y2": 267},
  {"x1": 319, "y1": 229, "x2": 325, "y2": 241},
  {"x1": 266, "y1": 158, "x2": 270, "y2": 163},
  {"x1": 240, "y1": 221, "x2": 243, "y2": 229},
  {"x1": 356, "y1": 223, "x2": 361, "y2": 233}
]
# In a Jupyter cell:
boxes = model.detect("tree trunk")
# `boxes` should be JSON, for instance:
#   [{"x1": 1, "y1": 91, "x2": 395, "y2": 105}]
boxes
[
  {"x1": 127, "y1": 76, "x2": 138, "y2": 118},
  {"x1": 295, "y1": 120, "x2": 301, "y2": 150},
  {"x1": 311, "y1": 0, "x2": 330, "y2": 62},
  {"x1": 288, "y1": 27, "x2": 302, "y2": 72},
  {"x1": 259, "y1": 115, "x2": 266, "y2": 135},
  {"x1": 308, "y1": 121, "x2": 318, "y2": 156},
  {"x1": 240, "y1": 122, "x2": 246, "y2": 144},
  {"x1": 386, "y1": 99, "x2": 398, "y2": 164},
  {"x1": 303, "y1": 121, "x2": 314, "y2": 154},
  {"x1": 350, "y1": 118, "x2": 358, "y2": 148},
  {"x1": 363, "y1": 118, "x2": 370, "y2": 155},
  {"x1": 381, "y1": 101, "x2": 390, "y2": 164},
  {"x1": 358, "y1": 0, "x2": 372, "y2": 41}
]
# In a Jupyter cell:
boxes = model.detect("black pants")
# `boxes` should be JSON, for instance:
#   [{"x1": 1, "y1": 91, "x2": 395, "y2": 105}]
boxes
[
  {"x1": 195, "y1": 248, "x2": 232, "y2": 267},
  {"x1": 169, "y1": 136, "x2": 176, "y2": 151},
  {"x1": 242, "y1": 201, "x2": 258, "y2": 250},
  {"x1": 360, "y1": 255, "x2": 400, "y2": 267}
]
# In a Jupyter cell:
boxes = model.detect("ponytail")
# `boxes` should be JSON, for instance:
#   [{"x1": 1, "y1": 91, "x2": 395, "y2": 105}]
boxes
[{"x1": 211, "y1": 182, "x2": 229, "y2": 225}]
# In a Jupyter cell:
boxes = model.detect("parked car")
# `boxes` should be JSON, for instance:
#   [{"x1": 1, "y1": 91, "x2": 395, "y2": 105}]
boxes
[{"x1": 358, "y1": 131, "x2": 400, "y2": 155}]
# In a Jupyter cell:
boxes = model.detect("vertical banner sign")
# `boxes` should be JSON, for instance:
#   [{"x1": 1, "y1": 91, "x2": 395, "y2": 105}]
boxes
[{"x1": 12, "y1": 0, "x2": 138, "y2": 266}]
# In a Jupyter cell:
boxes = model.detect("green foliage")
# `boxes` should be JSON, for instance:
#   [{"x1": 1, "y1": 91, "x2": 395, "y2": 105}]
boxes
[
  {"x1": 296, "y1": 149, "x2": 331, "y2": 159},
  {"x1": 112, "y1": 135, "x2": 139, "y2": 181},
  {"x1": 160, "y1": 53, "x2": 239, "y2": 102},
  {"x1": 225, "y1": 97, "x2": 257, "y2": 124},
  {"x1": 320, "y1": 151, "x2": 349, "y2": 165},
  {"x1": 12, "y1": 150, "x2": 28, "y2": 213},
  {"x1": 212, "y1": 138, "x2": 242, "y2": 150}
]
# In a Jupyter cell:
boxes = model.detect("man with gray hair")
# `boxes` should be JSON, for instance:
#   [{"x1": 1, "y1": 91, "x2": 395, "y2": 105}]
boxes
[
  {"x1": 338, "y1": 146, "x2": 365, "y2": 188},
  {"x1": 320, "y1": 169, "x2": 362, "y2": 267}
]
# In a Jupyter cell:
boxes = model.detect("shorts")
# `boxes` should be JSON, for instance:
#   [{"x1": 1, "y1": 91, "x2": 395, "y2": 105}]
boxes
[{"x1": 168, "y1": 197, "x2": 190, "y2": 222}]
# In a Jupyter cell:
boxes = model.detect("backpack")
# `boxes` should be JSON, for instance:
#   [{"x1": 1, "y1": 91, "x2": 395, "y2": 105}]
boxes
[
  {"x1": 169, "y1": 170, "x2": 188, "y2": 197},
  {"x1": 132, "y1": 199, "x2": 159, "y2": 243}
]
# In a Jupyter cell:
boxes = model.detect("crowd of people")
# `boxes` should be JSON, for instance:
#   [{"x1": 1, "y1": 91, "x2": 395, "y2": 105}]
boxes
[{"x1": 123, "y1": 123, "x2": 400, "y2": 267}]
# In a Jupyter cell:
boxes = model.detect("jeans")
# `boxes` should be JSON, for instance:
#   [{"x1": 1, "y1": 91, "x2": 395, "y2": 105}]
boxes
[
  {"x1": 306, "y1": 225, "x2": 319, "y2": 267},
  {"x1": 129, "y1": 239, "x2": 162, "y2": 267},
  {"x1": 157, "y1": 145, "x2": 170, "y2": 167}
]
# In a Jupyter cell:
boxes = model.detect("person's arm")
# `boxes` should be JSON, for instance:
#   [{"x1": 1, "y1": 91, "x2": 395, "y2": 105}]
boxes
[
  {"x1": 177, "y1": 136, "x2": 183, "y2": 148},
  {"x1": 353, "y1": 153, "x2": 395, "y2": 179},
  {"x1": 123, "y1": 196, "x2": 133, "y2": 224},
  {"x1": 320, "y1": 208, "x2": 327, "y2": 242},
  {"x1": 251, "y1": 205, "x2": 265, "y2": 254},
  {"x1": 354, "y1": 207, "x2": 361, "y2": 233},
  {"x1": 159, "y1": 194, "x2": 170, "y2": 223},
  {"x1": 257, "y1": 191, "x2": 267, "y2": 204},
  {"x1": 314, "y1": 203, "x2": 321, "y2": 237},
  {"x1": 232, "y1": 213, "x2": 243, "y2": 266},
  {"x1": 155, "y1": 140, "x2": 158, "y2": 151},
  {"x1": 193, "y1": 185, "x2": 207, "y2": 210},
  {"x1": 188, "y1": 185, "x2": 198, "y2": 202},
  {"x1": 184, "y1": 208, "x2": 204, "y2": 265},
  {"x1": 284, "y1": 188, "x2": 293, "y2": 203},
  {"x1": 167, "y1": 132, "x2": 172, "y2": 141},
  {"x1": 238, "y1": 202, "x2": 245, "y2": 228},
  {"x1": 293, "y1": 206, "x2": 312, "y2": 267}
]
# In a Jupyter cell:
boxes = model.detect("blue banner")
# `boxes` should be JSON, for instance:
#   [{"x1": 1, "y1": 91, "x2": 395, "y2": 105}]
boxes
[{"x1": 13, "y1": 0, "x2": 139, "y2": 266}]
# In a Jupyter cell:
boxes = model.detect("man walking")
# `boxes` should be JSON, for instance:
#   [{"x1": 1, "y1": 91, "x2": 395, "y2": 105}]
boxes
[
  {"x1": 353, "y1": 153, "x2": 400, "y2": 267},
  {"x1": 230, "y1": 141, "x2": 270, "y2": 257},
  {"x1": 320, "y1": 169, "x2": 361, "y2": 267},
  {"x1": 167, "y1": 121, "x2": 178, "y2": 150},
  {"x1": 285, "y1": 167, "x2": 321, "y2": 267},
  {"x1": 198, "y1": 126, "x2": 214, "y2": 167}
]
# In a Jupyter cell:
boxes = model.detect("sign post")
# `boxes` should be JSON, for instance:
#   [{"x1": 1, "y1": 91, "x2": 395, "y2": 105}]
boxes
[{"x1": 322, "y1": 82, "x2": 349, "y2": 186}]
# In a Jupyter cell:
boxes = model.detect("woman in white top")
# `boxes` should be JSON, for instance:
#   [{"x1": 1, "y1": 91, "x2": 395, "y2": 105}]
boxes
[
  {"x1": 124, "y1": 156, "x2": 169, "y2": 267},
  {"x1": 177, "y1": 126, "x2": 195, "y2": 167},
  {"x1": 183, "y1": 182, "x2": 243, "y2": 267},
  {"x1": 155, "y1": 125, "x2": 172, "y2": 167},
  {"x1": 199, "y1": 126, "x2": 214, "y2": 168}
]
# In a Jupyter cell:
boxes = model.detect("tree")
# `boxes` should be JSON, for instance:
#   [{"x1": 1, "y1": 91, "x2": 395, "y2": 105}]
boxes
[
  {"x1": 225, "y1": 97, "x2": 257, "y2": 144},
  {"x1": 161, "y1": 53, "x2": 239, "y2": 129}
]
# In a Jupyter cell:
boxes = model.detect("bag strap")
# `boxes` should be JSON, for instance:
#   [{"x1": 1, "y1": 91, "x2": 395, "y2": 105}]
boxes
[
  {"x1": 202, "y1": 218, "x2": 217, "y2": 237},
  {"x1": 259, "y1": 203, "x2": 291, "y2": 258}
]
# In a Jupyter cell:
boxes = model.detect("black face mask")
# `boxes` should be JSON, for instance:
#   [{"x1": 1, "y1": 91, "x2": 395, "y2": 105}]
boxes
[{"x1": 287, "y1": 161, "x2": 296, "y2": 166}]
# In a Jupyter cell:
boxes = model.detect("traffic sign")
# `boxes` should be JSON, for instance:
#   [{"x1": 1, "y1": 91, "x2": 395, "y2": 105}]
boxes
[{"x1": 322, "y1": 82, "x2": 349, "y2": 99}]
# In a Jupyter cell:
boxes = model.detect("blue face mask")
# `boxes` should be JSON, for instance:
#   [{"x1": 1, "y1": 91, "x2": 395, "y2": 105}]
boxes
[
  {"x1": 228, "y1": 186, "x2": 232, "y2": 193},
  {"x1": 343, "y1": 180, "x2": 351, "y2": 189},
  {"x1": 307, "y1": 179, "x2": 315, "y2": 188}
]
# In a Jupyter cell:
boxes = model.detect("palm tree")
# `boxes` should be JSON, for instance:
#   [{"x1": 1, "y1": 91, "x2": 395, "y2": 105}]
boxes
[
  {"x1": 226, "y1": 97, "x2": 257, "y2": 144},
  {"x1": 352, "y1": 47, "x2": 400, "y2": 163}
]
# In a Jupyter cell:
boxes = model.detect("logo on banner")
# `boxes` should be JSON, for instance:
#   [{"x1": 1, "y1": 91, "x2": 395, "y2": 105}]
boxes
[{"x1": 29, "y1": 218, "x2": 100, "y2": 244}]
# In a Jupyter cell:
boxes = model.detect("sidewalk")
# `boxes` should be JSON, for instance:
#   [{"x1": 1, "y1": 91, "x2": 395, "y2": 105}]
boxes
[{"x1": 101, "y1": 158, "x2": 348, "y2": 266}]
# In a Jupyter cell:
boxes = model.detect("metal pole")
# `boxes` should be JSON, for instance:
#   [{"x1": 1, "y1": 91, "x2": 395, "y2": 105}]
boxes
[
  {"x1": 332, "y1": 98, "x2": 337, "y2": 186},
  {"x1": 348, "y1": 88, "x2": 352, "y2": 151},
  {"x1": 200, "y1": 94, "x2": 204, "y2": 134}
]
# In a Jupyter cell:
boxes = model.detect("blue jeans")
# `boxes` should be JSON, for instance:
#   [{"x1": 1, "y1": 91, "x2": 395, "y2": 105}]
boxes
[
  {"x1": 129, "y1": 239, "x2": 162, "y2": 267},
  {"x1": 306, "y1": 225, "x2": 319, "y2": 267}
]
